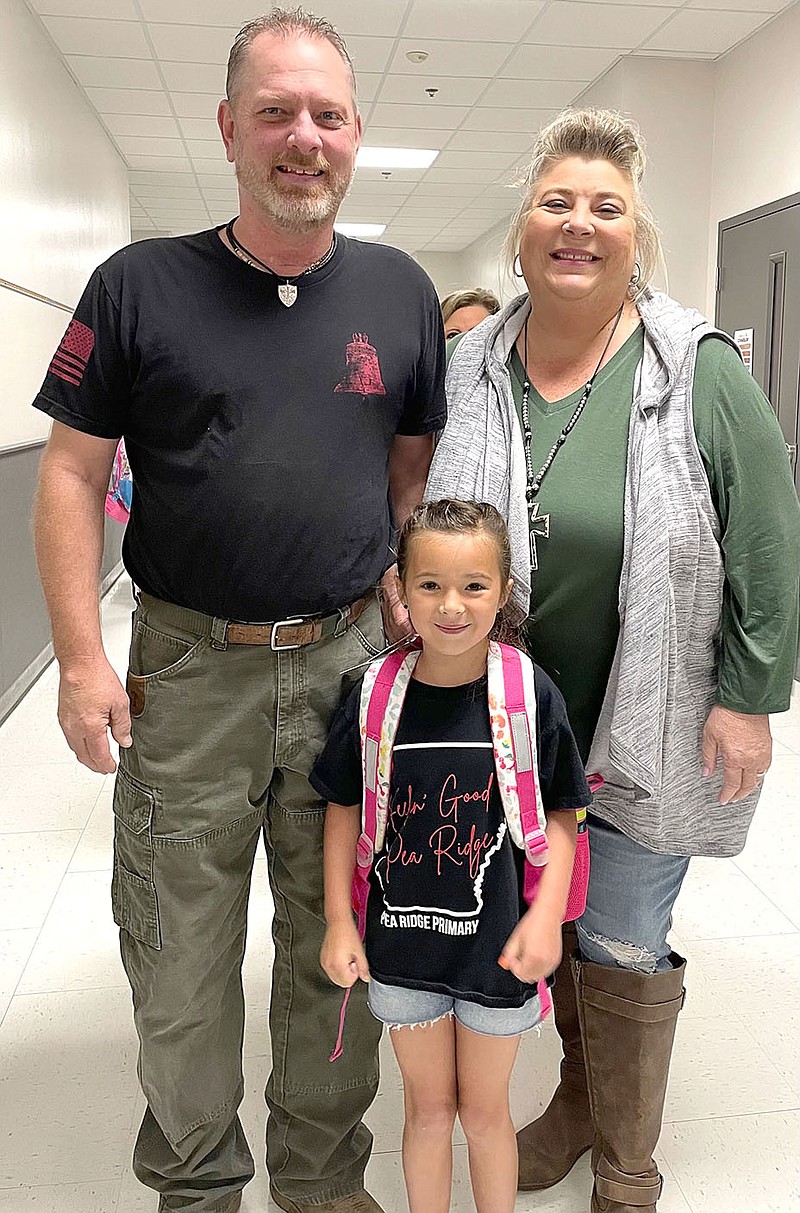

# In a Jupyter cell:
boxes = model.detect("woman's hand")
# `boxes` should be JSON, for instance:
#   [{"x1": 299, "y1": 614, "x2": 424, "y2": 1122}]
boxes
[
  {"x1": 321, "y1": 919, "x2": 371, "y2": 988},
  {"x1": 499, "y1": 908, "x2": 563, "y2": 985},
  {"x1": 701, "y1": 705, "x2": 772, "y2": 804}
]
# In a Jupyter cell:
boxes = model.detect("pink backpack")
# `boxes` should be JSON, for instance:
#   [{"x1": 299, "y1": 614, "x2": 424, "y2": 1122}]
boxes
[
  {"x1": 104, "y1": 439, "x2": 132, "y2": 524},
  {"x1": 330, "y1": 641, "x2": 597, "y2": 1060}
]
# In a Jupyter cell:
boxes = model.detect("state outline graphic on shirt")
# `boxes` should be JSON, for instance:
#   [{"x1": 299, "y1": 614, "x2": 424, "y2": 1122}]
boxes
[{"x1": 374, "y1": 738, "x2": 506, "y2": 920}]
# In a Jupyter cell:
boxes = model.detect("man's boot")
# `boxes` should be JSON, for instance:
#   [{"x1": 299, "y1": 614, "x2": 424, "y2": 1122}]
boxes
[
  {"x1": 573, "y1": 952, "x2": 686, "y2": 1212},
  {"x1": 517, "y1": 923, "x2": 594, "y2": 1190}
]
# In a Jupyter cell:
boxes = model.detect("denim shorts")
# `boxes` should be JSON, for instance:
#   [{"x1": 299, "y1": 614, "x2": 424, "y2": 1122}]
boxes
[{"x1": 368, "y1": 978, "x2": 543, "y2": 1038}]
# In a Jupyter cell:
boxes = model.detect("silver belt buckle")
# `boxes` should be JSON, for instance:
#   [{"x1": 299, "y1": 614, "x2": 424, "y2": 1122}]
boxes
[{"x1": 270, "y1": 617, "x2": 305, "y2": 651}]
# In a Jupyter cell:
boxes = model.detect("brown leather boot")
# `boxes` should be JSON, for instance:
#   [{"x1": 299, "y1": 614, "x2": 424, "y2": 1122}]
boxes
[
  {"x1": 517, "y1": 923, "x2": 594, "y2": 1190},
  {"x1": 573, "y1": 952, "x2": 686, "y2": 1212}
]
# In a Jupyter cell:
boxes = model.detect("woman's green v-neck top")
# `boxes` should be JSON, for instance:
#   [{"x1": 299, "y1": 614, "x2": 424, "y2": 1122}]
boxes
[
  {"x1": 508, "y1": 328, "x2": 642, "y2": 759},
  {"x1": 496, "y1": 326, "x2": 795, "y2": 762}
]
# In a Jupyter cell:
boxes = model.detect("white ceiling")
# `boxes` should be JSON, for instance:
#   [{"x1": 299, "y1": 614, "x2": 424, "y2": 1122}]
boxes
[{"x1": 25, "y1": 0, "x2": 795, "y2": 255}]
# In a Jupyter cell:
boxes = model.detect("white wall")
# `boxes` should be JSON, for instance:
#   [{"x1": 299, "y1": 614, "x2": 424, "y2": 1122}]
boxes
[
  {"x1": 707, "y1": 3, "x2": 800, "y2": 314},
  {"x1": 438, "y1": 11, "x2": 800, "y2": 323},
  {"x1": 412, "y1": 251, "x2": 468, "y2": 299},
  {"x1": 414, "y1": 240, "x2": 520, "y2": 306},
  {"x1": 459, "y1": 218, "x2": 521, "y2": 305},
  {"x1": 0, "y1": 0, "x2": 130, "y2": 450},
  {"x1": 430, "y1": 56, "x2": 717, "y2": 314}
]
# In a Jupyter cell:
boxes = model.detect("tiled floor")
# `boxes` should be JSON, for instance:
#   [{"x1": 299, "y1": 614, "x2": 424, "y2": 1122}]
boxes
[{"x1": 1, "y1": 576, "x2": 799, "y2": 1212}]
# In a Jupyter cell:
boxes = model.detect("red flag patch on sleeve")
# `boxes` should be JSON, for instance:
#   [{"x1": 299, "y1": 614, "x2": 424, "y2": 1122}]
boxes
[{"x1": 49, "y1": 318, "x2": 95, "y2": 387}]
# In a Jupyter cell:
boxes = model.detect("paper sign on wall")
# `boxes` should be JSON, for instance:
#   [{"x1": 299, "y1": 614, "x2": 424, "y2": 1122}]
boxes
[{"x1": 733, "y1": 328, "x2": 754, "y2": 374}]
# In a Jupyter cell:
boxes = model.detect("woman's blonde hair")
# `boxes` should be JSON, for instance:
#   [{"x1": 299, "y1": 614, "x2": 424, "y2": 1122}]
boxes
[
  {"x1": 504, "y1": 108, "x2": 663, "y2": 299},
  {"x1": 440, "y1": 288, "x2": 501, "y2": 325}
]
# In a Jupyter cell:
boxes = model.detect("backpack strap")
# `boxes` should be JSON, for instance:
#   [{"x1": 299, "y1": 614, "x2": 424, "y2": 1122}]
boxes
[
  {"x1": 354, "y1": 646, "x2": 420, "y2": 934},
  {"x1": 491, "y1": 643, "x2": 593, "y2": 925},
  {"x1": 331, "y1": 645, "x2": 419, "y2": 1063},
  {"x1": 489, "y1": 642, "x2": 548, "y2": 866}
]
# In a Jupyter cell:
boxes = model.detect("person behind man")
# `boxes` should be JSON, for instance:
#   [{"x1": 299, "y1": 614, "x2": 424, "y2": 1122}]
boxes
[
  {"x1": 440, "y1": 286, "x2": 500, "y2": 340},
  {"x1": 32, "y1": 10, "x2": 445, "y2": 1213},
  {"x1": 425, "y1": 107, "x2": 799, "y2": 1212}
]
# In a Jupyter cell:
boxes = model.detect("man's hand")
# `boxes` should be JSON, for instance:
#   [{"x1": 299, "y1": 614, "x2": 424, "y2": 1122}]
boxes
[
  {"x1": 499, "y1": 908, "x2": 563, "y2": 985},
  {"x1": 58, "y1": 656, "x2": 132, "y2": 774},
  {"x1": 379, "y1": 564, "x2": 413, "y2": 645},
  {"x1": 701, "y1": 704, "x2": 772, "y2": 805},
  {"x1": 320, "y1": 919, "x2": 370, "y2": 988}
]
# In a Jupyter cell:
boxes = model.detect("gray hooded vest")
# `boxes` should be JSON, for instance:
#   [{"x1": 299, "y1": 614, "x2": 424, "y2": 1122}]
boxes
[{"x1": 425, "y1": 288, "x2": 761, "y2": 857}]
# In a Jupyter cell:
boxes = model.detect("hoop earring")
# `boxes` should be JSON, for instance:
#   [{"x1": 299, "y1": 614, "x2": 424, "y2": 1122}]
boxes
[
  {"x1": 513, "y1": 254, "x2": 524, "y2": 278},
  {"x1": 628, "y1": 260, "x2": 642, "y2": 295}
]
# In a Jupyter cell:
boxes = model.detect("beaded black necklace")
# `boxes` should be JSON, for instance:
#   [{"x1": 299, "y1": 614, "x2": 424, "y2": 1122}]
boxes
[{"x1": 520, "y1": 303, "x2": 624, "y2": 571}]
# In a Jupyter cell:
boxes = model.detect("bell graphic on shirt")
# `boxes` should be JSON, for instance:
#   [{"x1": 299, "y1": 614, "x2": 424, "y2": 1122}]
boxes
[{"x1": 334, "y1": 332, "x2": 386, "y2": 396}]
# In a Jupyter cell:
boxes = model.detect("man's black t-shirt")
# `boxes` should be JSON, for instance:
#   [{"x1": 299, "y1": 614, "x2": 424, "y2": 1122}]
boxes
[
  {"x1": 33, "y1": 230, "x2": 446, "y2": 620},
  {"x1": 311, "y1": 668, "x2": 590, "y2": 1008}
]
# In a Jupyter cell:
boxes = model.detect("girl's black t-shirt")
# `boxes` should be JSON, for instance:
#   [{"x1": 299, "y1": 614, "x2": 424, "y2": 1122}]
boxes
[{"x1": 311, "y1": 668, "x2": 590, "y2": 1008}]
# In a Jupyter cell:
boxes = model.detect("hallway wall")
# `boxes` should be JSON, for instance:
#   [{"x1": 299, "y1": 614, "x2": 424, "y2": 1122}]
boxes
[
  {"x1": 708, "y1": 2, "x2": 800, "y2": 311},
  {"x1": 443, "y1": 9, "x2": 798, "y2": 320},
  {"x1": 0, "y1": 0, "x2": 131, "y2": 720}
]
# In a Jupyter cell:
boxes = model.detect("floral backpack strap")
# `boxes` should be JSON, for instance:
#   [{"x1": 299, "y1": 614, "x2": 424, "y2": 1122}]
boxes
[
  {"x1": 490, "y1": 643, "x2": 592, "y2": 924},
  {"x1": 489, "y1": 642, "x2": 548, "y2": 863},
  {"x1": 354, "y1": 647, "x2": 419, "y2": 934},
  {"x1": 331, "y1": 645, "x2": 419, "y2": 1062}
]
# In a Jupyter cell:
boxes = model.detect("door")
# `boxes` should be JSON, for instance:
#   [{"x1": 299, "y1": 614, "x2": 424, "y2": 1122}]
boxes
[{"x1": 716, "y1": 192, "x2": 800, "y2": 494}]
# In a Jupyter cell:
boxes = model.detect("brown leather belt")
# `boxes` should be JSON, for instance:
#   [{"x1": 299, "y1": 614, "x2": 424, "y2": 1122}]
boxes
[{"x1": 225, "y1": 593, "x2": 372, "y2": 650}]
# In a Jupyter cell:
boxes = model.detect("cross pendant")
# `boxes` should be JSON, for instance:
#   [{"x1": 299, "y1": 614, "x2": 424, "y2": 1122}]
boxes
[{"x1": 529, "y1": 501, "x2": 551, "y2": 572}]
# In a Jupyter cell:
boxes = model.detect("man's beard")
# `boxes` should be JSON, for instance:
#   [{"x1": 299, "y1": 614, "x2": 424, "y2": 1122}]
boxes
[{"x1": 235, "y1": 149, "x2": 354, "y2": 234}]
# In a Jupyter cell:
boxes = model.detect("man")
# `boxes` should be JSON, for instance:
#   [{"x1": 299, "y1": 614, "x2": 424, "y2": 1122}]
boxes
[{"x1": 32, "y1": 10, "x2": 445, "y2": 1212}]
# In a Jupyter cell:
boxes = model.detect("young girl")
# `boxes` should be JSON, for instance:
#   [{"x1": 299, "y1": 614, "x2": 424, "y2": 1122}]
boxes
[{"x1": 311, "y1": 499, "x2": 590, "y2": 1213}]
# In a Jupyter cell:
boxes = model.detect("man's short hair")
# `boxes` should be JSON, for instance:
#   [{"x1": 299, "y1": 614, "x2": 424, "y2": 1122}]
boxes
[{"x1": 226, "y1": 7, "x2": 357, "y2": 106}]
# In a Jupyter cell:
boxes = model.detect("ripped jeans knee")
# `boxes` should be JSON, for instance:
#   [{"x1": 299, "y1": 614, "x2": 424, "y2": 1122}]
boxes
[
  {"x1": 575, "y1": 923, "x2": 659, "y2": 973},
  {"x1": 574, "y1": 815, "x2": 691, "y2": 974}
]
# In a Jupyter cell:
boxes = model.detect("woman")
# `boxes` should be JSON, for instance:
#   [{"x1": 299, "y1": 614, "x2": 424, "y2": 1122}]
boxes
[
  {"x1": 440, "y1": 287, "x2": 500, "y2": 340},
  {"x1": 424, "y1": 108, "x2": 800, "y2": 1213}
]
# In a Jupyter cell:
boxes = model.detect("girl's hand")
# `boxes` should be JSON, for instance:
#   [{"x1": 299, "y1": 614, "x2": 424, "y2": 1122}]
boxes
[
  {"x1": 321, "y1": 919, "x2": 371, "y2": 988},
  {"x1": 499, "y1": 910, "x2": 563, "y2": 985}
]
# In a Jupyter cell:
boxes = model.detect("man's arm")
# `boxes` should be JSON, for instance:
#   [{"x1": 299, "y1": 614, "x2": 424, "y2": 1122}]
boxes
[
  {"x1": 34, "y1": 420, "x2": 132, "y2": 774},
  {"x1": 381, "y1": 433, "x2": 435, "y2": 641},
  {"x1": 388, "y1": 432, "x2": 435, "y2": 530}
]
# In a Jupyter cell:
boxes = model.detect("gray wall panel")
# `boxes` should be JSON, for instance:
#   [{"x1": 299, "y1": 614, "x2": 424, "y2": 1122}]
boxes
[{"x1": 0, "y1": 441, "x2": 123, "y2": 722}]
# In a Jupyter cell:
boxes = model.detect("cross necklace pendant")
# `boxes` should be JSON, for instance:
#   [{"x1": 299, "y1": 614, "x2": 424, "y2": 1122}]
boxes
[
  {"x1": 528, "y1": 501, "x2": 550, "y2": 573},
  {"x1": 520, "y1": 302, "x2": 624, "y2": 575}
]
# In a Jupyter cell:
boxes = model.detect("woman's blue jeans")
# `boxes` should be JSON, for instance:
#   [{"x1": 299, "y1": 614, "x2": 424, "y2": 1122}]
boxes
[{"x1": 576, "y1": 815, "x2": 690, "y2": 974}]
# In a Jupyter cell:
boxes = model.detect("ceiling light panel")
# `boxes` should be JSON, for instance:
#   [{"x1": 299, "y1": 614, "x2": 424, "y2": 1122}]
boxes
[{"x1": 357, "y1": 147, "x2": 439, "y2": 169}]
